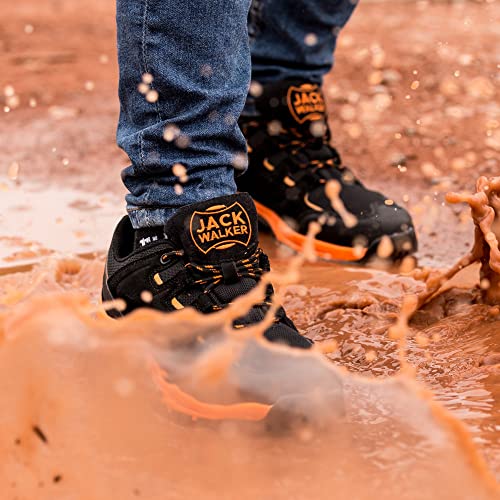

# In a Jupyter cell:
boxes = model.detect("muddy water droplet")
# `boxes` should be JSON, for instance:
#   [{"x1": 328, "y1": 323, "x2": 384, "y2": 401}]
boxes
[
  {"x1": 140, "y1": 290, "x2": 153, "y2": 303},
  {"x1": 172, "y1": 163, "x2": 188, "y2": 183},
  {"x1": 304, "y1": 33, "x2": 318, "y2": 46},
  {"x1": 175, "y1": 135, "x2": 190, "y2": 149},
  {"x1": 249, "y1": 81, "x2": 263, "y2": 98},
  {"x1": 145, "y1": 90, "x2": 159, "y2": 103},
  {"x1": 267, "y1": 120, "x2": 282, "y2": 136},
  {"x1": 142, "y1": 73, "x2": 154, "y2": 84},
  {"x1": 3, "y1": 85, "x2": 15, "y2": 97},
  {"x1": 376, "y1": 235, "x2": 394, "y2": 259},
  {"x1": 415, "y1": 333, "x2": 430, "y2": 347},
  {"x1": 7, "y1": 162, "x2": 20, "y2": 181},
  {"x1": 102, "y1": 298, "x2": 126, "y2": 313},
  {"x1": 137, "y1": 82, "x2": 149, "y2": 95},
  {"x1": 325, "y1": 180, "x2": 357, "y2": 229},
  {"x1": 163, "y1": 124, "x2": 180, "y2": 142},
  {"x1": 480, "y1": 278, "x2": 490, "y2": 290},
  {"x1": 399, "y1": 256, "x2": 417, "y2": 274}
]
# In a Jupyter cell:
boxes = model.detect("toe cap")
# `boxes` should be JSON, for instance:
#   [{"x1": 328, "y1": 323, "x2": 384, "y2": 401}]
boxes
[
  {"x1": 372, "y1": 202, "x2": 414, "y2": 236},
  {"x1": 264, "y1": 323, "x2": 313, "y2": 349}
]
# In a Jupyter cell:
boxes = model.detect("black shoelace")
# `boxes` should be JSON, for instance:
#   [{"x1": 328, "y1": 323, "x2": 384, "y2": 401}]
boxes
[{"x1": 245, "y1": 120, "x2": 361, "y2": 190}]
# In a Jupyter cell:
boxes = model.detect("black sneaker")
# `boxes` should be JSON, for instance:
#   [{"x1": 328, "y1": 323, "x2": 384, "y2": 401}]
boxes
[
  {"x1": 102, "y1": 193, "x2": 312, "y2": 349},
  {"x1": 238, "y1": 79, "x2": 417, "y2": 261}
]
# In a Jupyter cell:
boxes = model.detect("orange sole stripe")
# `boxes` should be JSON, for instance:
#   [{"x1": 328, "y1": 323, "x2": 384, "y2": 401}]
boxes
[
  {"x1": 254, "y1": 200, "x2": 367, "y2": 262},
  {"x1": 151, "y1": 361, "x2": 271, "y2": 421}
]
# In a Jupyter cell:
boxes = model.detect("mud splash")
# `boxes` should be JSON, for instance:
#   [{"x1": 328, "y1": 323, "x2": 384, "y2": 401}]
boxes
[
  {"x1": 446, "y1": 176, "x2": 500, "y2": 305},
  {"x1": 0, "y1": 182, "x2": 499, "y2": 498},
  {"x1": 0, "y1": 247, "x2": 499, "y2": 499}
]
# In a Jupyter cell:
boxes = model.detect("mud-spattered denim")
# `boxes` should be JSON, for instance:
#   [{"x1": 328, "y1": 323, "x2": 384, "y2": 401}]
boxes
[{"x1": 117, "y1": 0, "x2": 357, "y2": 228}]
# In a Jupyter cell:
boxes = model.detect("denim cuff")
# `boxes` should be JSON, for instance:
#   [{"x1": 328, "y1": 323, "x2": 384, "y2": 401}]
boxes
[{"x1": 127, "y1": 207, "x2": 179, "y2": 229}]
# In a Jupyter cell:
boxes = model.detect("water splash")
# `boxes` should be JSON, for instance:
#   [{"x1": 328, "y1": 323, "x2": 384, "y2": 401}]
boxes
[{"x1": 0, "y1": 252, "x2": 498, "y2": 498}]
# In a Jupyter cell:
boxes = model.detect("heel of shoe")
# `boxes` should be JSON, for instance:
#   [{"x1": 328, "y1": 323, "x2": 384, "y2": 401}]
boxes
[{"x1": 101, "y1": 271, "x2": 123, "y2": 319}]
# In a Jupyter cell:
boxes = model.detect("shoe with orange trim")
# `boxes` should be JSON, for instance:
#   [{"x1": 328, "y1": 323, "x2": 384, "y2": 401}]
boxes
[
  {"x1": 238, "y1": 79, "x2": 417, "y2": 262},
  {"x1": 102, "y1": 193, "x2": 312, "y2": 349},
  {"x1": 102, "y1": 194, "x2": 349, "y2": 424}
]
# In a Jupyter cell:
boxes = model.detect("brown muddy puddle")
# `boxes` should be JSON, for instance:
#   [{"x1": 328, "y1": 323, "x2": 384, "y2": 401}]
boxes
[
  {"x1": 0, "y1": 180, "x2": 122, "y2": 267},
  {"x1": 1, "y1": 182, "x2": 500, "y2": 499}
]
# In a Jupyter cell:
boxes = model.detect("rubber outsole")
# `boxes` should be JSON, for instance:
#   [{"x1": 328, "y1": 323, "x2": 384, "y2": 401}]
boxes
[{"x1": 254, "y1": 200, "x2": 417, "y2": 263}]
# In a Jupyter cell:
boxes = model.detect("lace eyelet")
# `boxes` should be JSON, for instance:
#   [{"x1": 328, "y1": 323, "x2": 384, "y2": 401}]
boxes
[{"x1": 160, "y1": 253, "x2": 169, "y2": 264}]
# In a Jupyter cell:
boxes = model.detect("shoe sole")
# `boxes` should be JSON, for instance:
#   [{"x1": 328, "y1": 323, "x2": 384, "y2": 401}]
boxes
[{"x1": 254, "y1": 200, "x2": 417, "y2": 262}]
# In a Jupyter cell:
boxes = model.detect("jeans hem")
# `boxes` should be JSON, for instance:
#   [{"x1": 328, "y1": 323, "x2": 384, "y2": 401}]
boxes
[{"x1": 127, "y1": 207, "x2": 178, "y2": 229}]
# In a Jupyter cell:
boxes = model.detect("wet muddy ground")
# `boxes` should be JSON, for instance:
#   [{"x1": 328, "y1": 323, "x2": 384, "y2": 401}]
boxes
[{"x1": 1, "y1": 0, "x2": 499, "y2": 498}]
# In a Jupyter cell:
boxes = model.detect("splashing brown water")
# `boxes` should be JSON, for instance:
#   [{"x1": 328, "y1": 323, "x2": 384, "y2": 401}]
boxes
[
  {"x1": 1, "y1": 236, "x2": 500, "y2": 499},
  {"x1": 446, "y1": 176, "x2": 500, "y2": 305}
]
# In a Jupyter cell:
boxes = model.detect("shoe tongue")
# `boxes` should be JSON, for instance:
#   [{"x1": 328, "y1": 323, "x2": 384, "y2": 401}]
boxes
[
  {"x1": 254, "y1": 79, "x2": 327, "y2": 136},
  {"x1": 164, "y1": 193, "x2": 259, "y2": 264}
]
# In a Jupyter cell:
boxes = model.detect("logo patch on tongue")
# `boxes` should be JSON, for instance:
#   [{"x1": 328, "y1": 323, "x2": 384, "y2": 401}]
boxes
[
  {"x1": 287, "y1": 83, "x2": 325, "y2": 124},
  {"x1": 190, "y1": 202, "x2": 252, "y2": 254}
]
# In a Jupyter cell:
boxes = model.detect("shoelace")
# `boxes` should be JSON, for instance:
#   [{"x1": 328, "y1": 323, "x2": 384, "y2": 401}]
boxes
[
  {"x1": 280, "y1": 128, "x2": 340, "y2": 163},
  {"x1": 186, "y1": 248, "x2": 265, "y2": 289},
  {"x1": 187, "y1": 248, "x2": 284, "y2": 326},
  {"x1": 155, "y1": 248, "x2": 276, "y2": 320},
  {"x1": 245, "y1": 120, "x2": 361, "y2": 189}
]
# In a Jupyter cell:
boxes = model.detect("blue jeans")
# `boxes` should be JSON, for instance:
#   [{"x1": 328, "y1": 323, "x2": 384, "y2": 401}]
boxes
[{"x1": 117, "y1": 0, "x2": 357, "y2": 228}]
